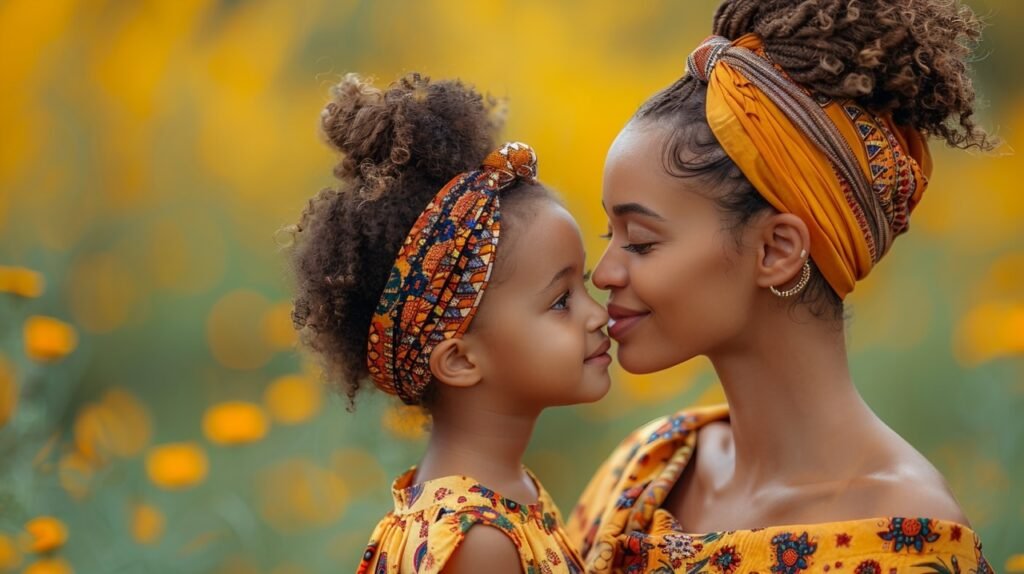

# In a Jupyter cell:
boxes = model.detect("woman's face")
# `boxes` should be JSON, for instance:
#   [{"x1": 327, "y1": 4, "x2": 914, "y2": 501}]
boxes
[{"x1": 592, "y1": 121, "x2": 762, "y2": 373}]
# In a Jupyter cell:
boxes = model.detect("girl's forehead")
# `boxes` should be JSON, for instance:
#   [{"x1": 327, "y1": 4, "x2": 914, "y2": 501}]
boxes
[{"x1": 492, "y1": 203, "x2": 585, "y2": 288}]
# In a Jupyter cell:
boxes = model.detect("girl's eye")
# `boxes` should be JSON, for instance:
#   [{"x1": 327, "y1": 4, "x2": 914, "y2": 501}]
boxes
[
  {"x1": 551, "y1": 291, "x2": 571, "y2": 311},
  {"x1": 623, "y1": 243, "x2": 655, "y2": 255}
]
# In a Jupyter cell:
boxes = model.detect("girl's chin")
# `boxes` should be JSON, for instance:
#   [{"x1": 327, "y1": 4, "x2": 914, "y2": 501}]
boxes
[{"x1": 574, "y1": 372, "x2": 612, "y2": 404}]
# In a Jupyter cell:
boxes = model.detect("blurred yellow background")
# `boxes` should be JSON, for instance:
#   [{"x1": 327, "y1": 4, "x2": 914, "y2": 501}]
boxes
[{"x1": 1, "y1": 0, "x2": 1022, "y2": 572}]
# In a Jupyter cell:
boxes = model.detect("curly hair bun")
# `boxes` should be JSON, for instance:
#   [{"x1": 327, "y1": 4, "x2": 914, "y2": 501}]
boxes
[
  {"x1": 320, "y1": 72, "x2": 501, "y2": 198},
  {"x1": 289, "y1": 73, "x2": 502, "y2": 408},
  {"x1": 713, "y1": 0, "x2": 994, "y2": 149}
]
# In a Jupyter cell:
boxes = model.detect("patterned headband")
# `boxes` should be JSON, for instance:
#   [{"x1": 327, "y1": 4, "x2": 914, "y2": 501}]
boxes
[
  {"x1": 366, "y1": 142, "x2": 538, "y2": 404},
  {"x1": 685, "y1": 34, "x2": 931, "y2": 298}
]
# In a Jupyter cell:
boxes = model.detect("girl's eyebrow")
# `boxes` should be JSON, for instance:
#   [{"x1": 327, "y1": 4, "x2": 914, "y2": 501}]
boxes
[
  {"x1": 541, "y1": 264, "x2": 575, "y2": 294},
  {"x1": 611, "y1": 202, "x2": 665, "y2": 220}
]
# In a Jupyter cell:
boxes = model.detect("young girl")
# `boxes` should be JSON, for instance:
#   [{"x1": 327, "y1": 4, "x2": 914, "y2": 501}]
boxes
[
  {"x1": 570, "y1": 0, "x2": 994, "y2": 572},
  {"x1": 286, "y1": 72, "x2": 610, "y2": 573}
]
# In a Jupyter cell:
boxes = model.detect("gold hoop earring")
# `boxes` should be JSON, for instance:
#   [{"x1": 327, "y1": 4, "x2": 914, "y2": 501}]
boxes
[{"x1": 770, "y1": 256, "x2": 811, "y2": 298}]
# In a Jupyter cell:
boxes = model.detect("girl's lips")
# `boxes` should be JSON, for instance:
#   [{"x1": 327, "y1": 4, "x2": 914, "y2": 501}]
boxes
[
  {"x1": 585, "y1": 338, "x2": 612, "y2": 364},
  {"x1": 606, "y1": 304, "x2": 650, "y2": 340}
]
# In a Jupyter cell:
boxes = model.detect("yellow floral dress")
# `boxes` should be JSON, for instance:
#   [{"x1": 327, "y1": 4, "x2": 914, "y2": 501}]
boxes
[
  {"x1": 357, "y1": 467, "x2": 585, "y2": 573},
  {"x1": 567, "y1": 405, "x2": 992, "y2": 574}
]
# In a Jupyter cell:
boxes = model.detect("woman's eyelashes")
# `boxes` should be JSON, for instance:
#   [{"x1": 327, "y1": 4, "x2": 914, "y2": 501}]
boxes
[
  {"x1": 600, "y1": 224, "x2": 655, "y2": 254},
  {"x1": 623, "y1": 242, "x2": 654, "y2": 255}
]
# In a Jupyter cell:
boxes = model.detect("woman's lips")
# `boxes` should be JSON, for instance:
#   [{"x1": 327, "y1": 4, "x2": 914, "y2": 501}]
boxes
[
  {"x1": 607, "y1": 304, "x2": 650, "y2": 340},
  {"x1": 585, "y1": 338, "x2": 612, "y2": 365}
]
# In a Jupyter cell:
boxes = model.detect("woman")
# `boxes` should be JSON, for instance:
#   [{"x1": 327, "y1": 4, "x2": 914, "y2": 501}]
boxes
[{"x1": 568, "y1": 1, "x2": 995, "y2": 572}]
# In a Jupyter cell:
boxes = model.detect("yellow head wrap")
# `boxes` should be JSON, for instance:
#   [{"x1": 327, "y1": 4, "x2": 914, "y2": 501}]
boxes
[{"x1": 689, "y1": 34, "x2": 932, "y2": 298}]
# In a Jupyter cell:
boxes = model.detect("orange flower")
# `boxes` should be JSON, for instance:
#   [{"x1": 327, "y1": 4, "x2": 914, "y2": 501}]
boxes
[
  {"x1": 206, "y1": 290, "x2": 273, "y2": 370},
  {"x1": 57, "y1": 451, "x2": 94, "y2": 501},
  {"x1": 256, "y1": 459, "x2": 349, "y2": 532},
  {"x1": 202, "y1": 401, "x2": 268, "y2": 445},
  {"x1": 23, "y1": 316, "x2": 77, "y2": 362},
  {"x1": 0, "y1": 355, "x2": 16, "y2": 428},
  {"x1": 129, "y1": 503, "x2": 164, "y2": 545},
  {"x1": 72, "y1": 404, "x2": 113, "y2": 464},
  {"x1": 263, "y1": 375, "x2": 322, "y2": 425},
  {"x1": 0, "y1": 266, "x2": 44, "y2": 298},
  {"x1": 97, "y1": 389, "x2": 152, "y2": 457},
  {"x1": 381, "y1": 405, "x2": 429, "y2": 441},
  {"x1": 262, "y1": 301, "x2": 298, "y2": 350},
  {"x1": 72, "y1": 388, "x2": 152, "y2": 464},
  {"x1": 22, "y1": 557, "x2": 72, "y2": 574},
  {"x1": 24, "y1": 517, "x2": 67, "y2": 553},
  {"x1": 330, "y1": 448, "x2": 384, "y2": 493},
  {"x1": 0, "y1": 533, "x2": 21, "y2": 570},
  {"x1": 956, "y1": 301, "x2": 1024, "y2": 365},
  {"x1": 145, "y1": 443, "x2": 208, "y2": 490}
]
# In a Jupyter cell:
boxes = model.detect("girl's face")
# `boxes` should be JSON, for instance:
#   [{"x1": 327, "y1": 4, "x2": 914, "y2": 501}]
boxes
[
  {"x1": 593, "y1": 121, "x2": 760, "y2": 373},
  {"x1": 467, "y1": 200, "x2": 611, "y2": 411}
]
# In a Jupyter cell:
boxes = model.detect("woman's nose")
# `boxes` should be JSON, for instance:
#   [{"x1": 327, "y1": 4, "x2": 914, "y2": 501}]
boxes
[{"x1": 592, "y1": 244, "x2": 626, "y2": 291}]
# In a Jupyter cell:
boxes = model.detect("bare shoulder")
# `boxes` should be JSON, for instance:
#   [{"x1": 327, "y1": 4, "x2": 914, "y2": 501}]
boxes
[
  {"x1": 855, "y1": 442, "x2": 969, "y2": 525},
  {"x1": 693, "y1": 421, "x2": 735, "y2": 480},
  {"x1": 442, "y1": 525, "x2": 523, "y2": 574}
]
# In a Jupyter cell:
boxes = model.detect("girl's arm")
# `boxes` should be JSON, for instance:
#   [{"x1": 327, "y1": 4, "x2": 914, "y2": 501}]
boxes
[{"x1": 441, "y1": 526, "x2": 523, "y2": 574}]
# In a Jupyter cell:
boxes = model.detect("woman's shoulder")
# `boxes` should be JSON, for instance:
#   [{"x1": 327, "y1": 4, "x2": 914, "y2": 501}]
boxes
[
  {"x1": 577, "y1": 403, "x2": 728, "y2": 505},
  {"x1": 849, "y1": 449, "x2": 970, "y2": 525},
  {"x1": 566, "y1": 404, "x2": 729, "y2": 552},
  {"x1": 615, "y1": 403, "x2": 731, "y2": 457}
]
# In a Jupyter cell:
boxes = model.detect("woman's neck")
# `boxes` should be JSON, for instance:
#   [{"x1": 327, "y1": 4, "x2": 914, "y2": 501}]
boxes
[
  {"x1": 707, "y1": 308, "x2": 884, "y2": 489},
  {"x1": 416, "y1": 398, "x2": 540, "y2": 502}
]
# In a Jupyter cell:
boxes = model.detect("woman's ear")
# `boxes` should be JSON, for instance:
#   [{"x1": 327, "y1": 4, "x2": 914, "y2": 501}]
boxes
[
  {"x1": 429, "y1": 338, "x2": 483, "y2": 389},
  {"x1": 755, "y1": 212, "x2": 811, "y2": 290}
]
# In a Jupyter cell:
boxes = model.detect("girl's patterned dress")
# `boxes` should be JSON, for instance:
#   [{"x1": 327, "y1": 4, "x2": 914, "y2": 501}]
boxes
[
  {"x1": 567, "y1": 404, "x2": 991, "y2": 573},
  {"x1": 358, "y1": 467, "x2": 584, "y2": 573}
]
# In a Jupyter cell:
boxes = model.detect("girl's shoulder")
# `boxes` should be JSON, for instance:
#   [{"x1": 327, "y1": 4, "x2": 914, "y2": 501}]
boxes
[{"x1": 358, "y1": 468, "x2": 584, "y2": 574}]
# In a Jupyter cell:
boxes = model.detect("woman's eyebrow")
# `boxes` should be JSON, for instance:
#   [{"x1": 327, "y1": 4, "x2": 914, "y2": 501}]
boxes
[{"x1": 610, "y1": 202, "x2": 665, "y2": 220}]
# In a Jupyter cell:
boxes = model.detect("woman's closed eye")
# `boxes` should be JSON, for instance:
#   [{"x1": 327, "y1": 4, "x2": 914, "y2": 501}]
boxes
[
  {"x1": 601, "y1": 223, "x2": 656, "y2": 254},
  {"x1": 623, "y1": 242, "x2": 655, "y2": 254}
]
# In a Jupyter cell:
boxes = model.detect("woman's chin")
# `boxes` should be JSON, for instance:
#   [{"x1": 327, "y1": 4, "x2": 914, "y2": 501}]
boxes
[{"x1": 616, "y1": 343, "x2": 692, "y2": 375}]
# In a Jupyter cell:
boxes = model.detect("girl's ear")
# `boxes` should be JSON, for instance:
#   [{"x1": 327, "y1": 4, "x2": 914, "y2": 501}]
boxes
[{"x1": 429, "y1": 338, "x2": 483, "y2": 389}]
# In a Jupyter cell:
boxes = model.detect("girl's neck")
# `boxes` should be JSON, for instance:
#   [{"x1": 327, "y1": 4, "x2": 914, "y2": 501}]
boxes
[{"x1": 415, "y1": 399, "x2": 541, "y2": 503}]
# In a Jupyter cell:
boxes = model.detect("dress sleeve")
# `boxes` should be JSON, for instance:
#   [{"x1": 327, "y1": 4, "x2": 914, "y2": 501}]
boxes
[
  {"x1": 835, "y1": 547, "x2": 991, "y2": 574},
  {"x1": 355, "y1": 514, "x2": 405, "y2": 574},
  {"x1": 415, "y1": 505, "x2": 529, "y2": 574}
]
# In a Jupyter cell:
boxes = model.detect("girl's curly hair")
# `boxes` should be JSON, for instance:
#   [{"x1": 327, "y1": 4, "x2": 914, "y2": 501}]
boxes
[{"x1": 285, "y1": 73, "x2": 548, "y2": 408}]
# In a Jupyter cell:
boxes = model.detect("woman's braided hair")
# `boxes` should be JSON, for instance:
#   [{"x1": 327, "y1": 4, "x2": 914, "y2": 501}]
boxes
[{"x1": 638, "y1": 0, "x2": 994, "y2": 320}]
